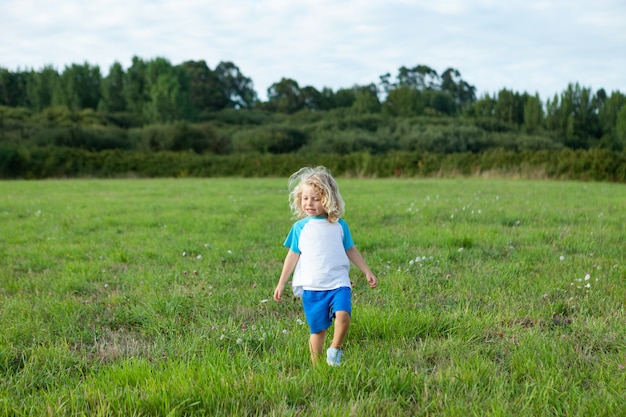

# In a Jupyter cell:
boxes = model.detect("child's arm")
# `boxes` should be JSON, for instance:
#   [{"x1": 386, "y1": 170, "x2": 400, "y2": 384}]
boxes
[
  {"x1": 274, "y1": 249, "x2": 300, "y2": 302},
  {"x1": 346, "y1": 246, "x2": 378, "y2": 289}
]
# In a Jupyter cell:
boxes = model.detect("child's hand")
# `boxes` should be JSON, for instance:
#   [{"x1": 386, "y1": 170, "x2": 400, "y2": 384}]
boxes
[
  {"x1": 366, "y1": 273, "x2": 378, "y2": 289},
  {"x1": 273, "y1": 284, "x2": 285, "y2": 302}
]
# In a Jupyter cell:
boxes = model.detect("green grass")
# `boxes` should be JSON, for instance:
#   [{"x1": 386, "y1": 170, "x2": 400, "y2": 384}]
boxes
[{"x1": 1, "y1": 178, "x2": 625, "y2": 416}]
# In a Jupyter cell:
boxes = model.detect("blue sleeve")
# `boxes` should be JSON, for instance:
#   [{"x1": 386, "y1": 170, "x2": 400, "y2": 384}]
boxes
[
  {"x1": 283, "y1": 221, "x2": 302, "y2": 254},
  {"x1": 339, "y1": 219, "x2": 355, "y2": 251}
]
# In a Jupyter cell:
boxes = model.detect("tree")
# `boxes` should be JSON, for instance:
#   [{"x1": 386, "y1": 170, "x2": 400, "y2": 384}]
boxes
[
  {"x1": 266, "y1": 78, "x2": 303, "y2": 113},
  {"x1": 396, "y1": 65, "x2": 439, "y2": 90},
  {"x1": 55, "y1": 62, "x2": 102, "y2": 111},
  {"x1": 616, "y1": 105, "x2": 626, "y2": 150},
  {"x1": 545, "y1": 83, "x2": 602, "y2": 149},
  {"x1": 180, "y1": 60, "x2": 228, "y2": 117},
  {"x1": 441, "y1": 67, "x2": 476, "y2": 108},
  {"x1": 470, "y1": 93, "x2": 496, "y2": 118},
  {"x1": 333, "y1": 88, "x2": 357, "y2": 108},
  {"x1": 143, "y1": 58, "x2": 184, "y2": 123},
  {"x1": 214, "y1": 61, "x2": 257, "y2": 108},
  {"x1": 123, "y1": 56, "x2": 148, "y2": 123},
  {"x1": 425, "y1": 90, "x2": 457, "y2": 115},
  {"x1": 0, "y1": 68, "x2": 30, "y2": 107},
  {"x1": 494, "y1": 89, "x2": 524, "y2": 125},
  {"x1": 383, "y1": 86, "x2": 423, "y2": 117},
  {"x1": 523, "y1": 93, "x2": 544, "y2": 132},
  {"x1": 352, "y1": 84, "x2": 381, "y2": 114},
  {"x1": 300, "y1": 86, "x2": 327, "y2": 111},
  {"x1": 597, "y1": 90, "x2": 626, "y2": 149},
  {"x1": 27, "y1": 66, "x2": 59, "y2": 112},
  {"x1": 100, "y1": 62, "x2": 126, "y2": 113}
]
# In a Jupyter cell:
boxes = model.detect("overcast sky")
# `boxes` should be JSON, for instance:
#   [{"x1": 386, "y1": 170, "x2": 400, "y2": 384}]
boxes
[{"x1": 2, "y1": 0, "x2": 625, "y2": 102}]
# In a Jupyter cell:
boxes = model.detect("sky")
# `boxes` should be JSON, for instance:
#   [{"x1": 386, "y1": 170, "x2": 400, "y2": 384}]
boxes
[{"x1": 2, "y1": 0, "x2": 625, "y2": 102}]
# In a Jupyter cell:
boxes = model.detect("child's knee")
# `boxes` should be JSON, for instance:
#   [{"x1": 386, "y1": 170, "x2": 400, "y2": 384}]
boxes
[{"x1": 335, "y1": 310, "x2": 351, "y2": 321}]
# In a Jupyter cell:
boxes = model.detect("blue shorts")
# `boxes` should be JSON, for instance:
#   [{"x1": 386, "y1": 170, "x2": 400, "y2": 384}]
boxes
[{"x1": 302, "y1": 286, "x2": 352, "y2": 334}]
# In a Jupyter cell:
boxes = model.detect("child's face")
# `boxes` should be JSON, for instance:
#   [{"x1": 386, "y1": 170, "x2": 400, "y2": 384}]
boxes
[{"x1": 300, "y1": 184, "x2": 326, "y2": 217}]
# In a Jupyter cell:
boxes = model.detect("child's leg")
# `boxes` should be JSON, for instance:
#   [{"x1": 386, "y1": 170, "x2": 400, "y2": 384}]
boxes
[
  {"x1": 330, "y1": 310, "x2": 351, "y2": 349},
  {"x1": 309, "y1": 329, "x2": 327, "y2": 364}
]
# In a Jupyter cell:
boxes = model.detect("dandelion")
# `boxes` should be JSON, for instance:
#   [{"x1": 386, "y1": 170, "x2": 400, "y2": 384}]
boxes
[
  {"x1": 559, "y1": 256, "x2": 565, "y2": 261},
  {"x1": 282, "y1": 329, "x2": 288, "y2": 334},
  {"x1": 227, "y1": 250, "x2": 233, "y2": 254},
  {"x1": 104, "y1": 283, "x2": 109, "y2": 289},
  {"x1": 458, "y1": 247, "x2": 464, "y2": 252},
  {"x1": 196, "y1": 255, "x2": 202, "y2": 259},
  {"x1": 409, "y1": 260, "x2": 415, "y2": 266},
  {"x1": 182, "y1": 252, "x2": 187, "y2": 257},
  {"x1": 204, "y1": 243, "x2": 211, "y2": 248},
  {"x1": 236, "y1": 338, "x2": 243, "y2": 345},
  {"x1": 584, "y1": 273, "x2": 591, "y2": 281},
  {"x1": 296, "y1": 319, "x2": 304, "y2": 325}
]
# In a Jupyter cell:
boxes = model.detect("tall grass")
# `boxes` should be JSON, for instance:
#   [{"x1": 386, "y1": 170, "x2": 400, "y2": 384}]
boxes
[{"x1": 1, "y1": 178, "x2": 624, "y2": 416}]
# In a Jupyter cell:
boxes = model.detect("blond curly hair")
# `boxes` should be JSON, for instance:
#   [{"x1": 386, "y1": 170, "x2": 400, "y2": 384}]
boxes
[{"x1": 288, "y1": 166, "x2": 345, "y2": 223}]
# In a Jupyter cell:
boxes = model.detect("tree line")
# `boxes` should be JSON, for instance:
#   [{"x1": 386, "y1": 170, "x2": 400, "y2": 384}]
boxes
[{"x1": 0, "y1": 57, "x2": 625, "y2": 156}]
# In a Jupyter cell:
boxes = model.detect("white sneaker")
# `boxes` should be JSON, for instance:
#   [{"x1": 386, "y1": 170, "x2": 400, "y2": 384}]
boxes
[{"x1": 326, "y1": 347, "x2": 342, "y2": 366}]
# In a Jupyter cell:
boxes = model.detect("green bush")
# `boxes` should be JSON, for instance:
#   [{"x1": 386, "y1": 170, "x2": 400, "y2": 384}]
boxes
[
  {"x1": 32, "y1": 126, "x2": 132, "y2": 151},
  {"x1": 1, "y1": 147, "x2": 624, "y2": 182},
  {"x1": 232, "y1": 125, "x2": 307, "y2": 154}
]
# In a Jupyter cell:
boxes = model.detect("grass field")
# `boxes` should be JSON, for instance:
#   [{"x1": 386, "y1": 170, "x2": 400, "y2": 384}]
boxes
[{"x1": 1, "y1": 177, "x2": 625, "y2": 416}]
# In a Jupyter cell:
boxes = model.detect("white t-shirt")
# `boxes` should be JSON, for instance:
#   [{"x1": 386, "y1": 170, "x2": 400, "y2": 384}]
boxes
[{"x1": 284, "y1": 216, "x2": 354, "y2": 297}]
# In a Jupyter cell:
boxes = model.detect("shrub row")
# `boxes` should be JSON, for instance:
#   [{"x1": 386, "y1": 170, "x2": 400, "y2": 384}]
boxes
[{"x1": 1, "y1": 147, "x2": 624, "y2": 182}]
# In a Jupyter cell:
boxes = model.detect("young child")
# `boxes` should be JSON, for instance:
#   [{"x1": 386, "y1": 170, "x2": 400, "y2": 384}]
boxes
[{"x1": 273, "y1": 166, "x2": 378, "y2": 366}]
